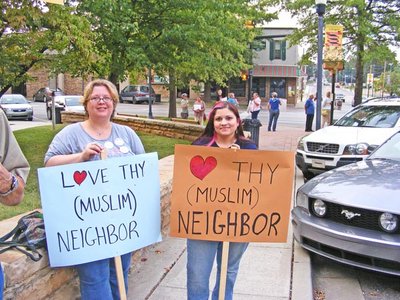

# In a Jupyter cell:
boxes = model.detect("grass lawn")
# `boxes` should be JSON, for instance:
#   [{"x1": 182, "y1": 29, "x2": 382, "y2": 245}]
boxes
[{"x1": 0, "y1": 124, "x2": 190, "y2": 220}]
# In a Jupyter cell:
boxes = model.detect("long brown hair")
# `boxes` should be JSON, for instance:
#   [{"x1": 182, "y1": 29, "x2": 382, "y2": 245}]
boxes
[{"x1": 196, "y1": 101, "x2": 248, "y2": 146}]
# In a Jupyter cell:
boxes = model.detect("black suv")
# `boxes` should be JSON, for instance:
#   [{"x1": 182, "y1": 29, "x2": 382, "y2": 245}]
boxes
[{"x1": 32, "y1": 87, "x2": 64, "y2": 102}]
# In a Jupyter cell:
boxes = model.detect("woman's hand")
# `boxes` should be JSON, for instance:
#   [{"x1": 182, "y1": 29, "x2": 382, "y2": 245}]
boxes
[{"x1": 81, "y1": 142, "x2": 104, "y2": 161}]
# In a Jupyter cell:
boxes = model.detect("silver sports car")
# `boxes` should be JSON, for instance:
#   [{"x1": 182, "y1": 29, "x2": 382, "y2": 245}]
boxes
[{"x1": 292, "y1": 130, "x2": 400, "y2": 276}]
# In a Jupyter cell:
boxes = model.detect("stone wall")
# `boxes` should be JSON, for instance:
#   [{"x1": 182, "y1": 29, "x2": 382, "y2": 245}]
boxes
[
  {"x1": 1, "y1": 156, "x2": 175, "y2": 299},
  {"x1": 62, "y1": 112, "x2": 204, "y2": 141}
]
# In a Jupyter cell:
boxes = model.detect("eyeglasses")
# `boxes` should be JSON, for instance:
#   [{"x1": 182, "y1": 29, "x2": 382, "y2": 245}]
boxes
[{"x1": 90, "y1": 96, "x2": 113, "y2": 103}]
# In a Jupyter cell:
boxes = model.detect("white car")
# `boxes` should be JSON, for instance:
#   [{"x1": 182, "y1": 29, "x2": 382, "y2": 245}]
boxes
[
  {"x1": 46, "y1": 95, "x2": 84, "y2": 120},
  {"x1": 0, "y1": 94, "x2": 33, "y2": 121},
  {"x1": 296, "y1": 97, "x2": 400, "y2": 180}
]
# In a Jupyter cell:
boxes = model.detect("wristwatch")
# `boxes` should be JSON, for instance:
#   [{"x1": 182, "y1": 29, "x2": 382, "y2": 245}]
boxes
[{"x1": 0, "y1": 174, "x2": 18, "y2": 197}]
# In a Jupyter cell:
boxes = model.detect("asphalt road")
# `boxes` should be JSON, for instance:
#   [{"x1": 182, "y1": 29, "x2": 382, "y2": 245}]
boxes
[{"x1": 10, "y1": 93, "x2": 400, "y2": 298}]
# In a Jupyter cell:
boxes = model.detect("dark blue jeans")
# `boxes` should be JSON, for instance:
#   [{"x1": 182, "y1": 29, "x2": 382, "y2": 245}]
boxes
[
  {"x1": 268, "y1": 109, "x2": 280, "y2": 131},
  {"x1": 76, "y1": 252, "x2": 132, "y2": 300},
  {"x1": 251, "y1": 110, "x2": 260, "y2": 119}
]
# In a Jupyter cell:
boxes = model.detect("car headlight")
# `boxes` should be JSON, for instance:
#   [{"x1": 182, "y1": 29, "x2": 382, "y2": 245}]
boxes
[
  {"x1": 297, "y1": 139, "x2": 305, "y2": 151},
  {"x1": 311, "y1": 199, "x2": 327, "y2": 217},
  {"x1": 295, "y1": 191, "x2": 309, "y2": 210},
  {"x1": 3, "y1": 107, "x2": 13, "y2": 112},
  {"x1": 379, "y1": 212, "x2": 399, "y2": 233},
  {"x1": 343, "y1": 143, "x2": 369, "y2": 155},
  {"x1": 26, "y1": 107, "x2": 33, "y2": 111}
]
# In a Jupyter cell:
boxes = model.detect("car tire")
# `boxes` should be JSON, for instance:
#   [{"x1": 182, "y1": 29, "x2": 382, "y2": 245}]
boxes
[
  {"x1": 47, "y1": 107, "x2": 52, "y2": 120},
  {"x1": 28, "y1": 117, "x2": 33, "y2": 121}
]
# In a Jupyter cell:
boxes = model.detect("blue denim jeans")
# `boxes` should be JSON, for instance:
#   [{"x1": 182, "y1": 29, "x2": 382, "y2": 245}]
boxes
[
  {"x1": 0, "y1": 264, "x2": 3, "y2": 297},
  {"x1": 268, "y1": 109, "x2": 280, "y2": 131},
  {"x1": 76, "y1": 252, "x2": 132, "y2": 300},
  {"x1": 251, "y1": 110, "x2": 260, "y2": 120},
  {"x1": 187, "y1": 239, "x2": 249, "y2": 300}
]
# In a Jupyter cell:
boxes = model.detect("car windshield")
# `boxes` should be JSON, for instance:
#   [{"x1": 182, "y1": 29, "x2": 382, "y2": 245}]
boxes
[
  {"x1": 65, "y1": 97, "x2": 82, "y2": 106},
  {"x1": 0, "y1": 95, "x2": 27, "y2": 104},
  {"x1": 335, "y1": 105, "x2": 400, "y2": 128},
  {"x1": 368, "y1": 131, "x2": 400, "y2": 161}
]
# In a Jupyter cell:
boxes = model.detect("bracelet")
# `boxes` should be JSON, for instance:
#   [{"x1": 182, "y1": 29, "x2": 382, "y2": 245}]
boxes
[{"x1": 0, "y1": 174, "x2": 18, "y2": 197}]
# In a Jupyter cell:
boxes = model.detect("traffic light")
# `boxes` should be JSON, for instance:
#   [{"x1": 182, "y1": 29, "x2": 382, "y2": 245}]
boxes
[{"x1": 241, "y1": 72, "x2": 248, "y2": 81}]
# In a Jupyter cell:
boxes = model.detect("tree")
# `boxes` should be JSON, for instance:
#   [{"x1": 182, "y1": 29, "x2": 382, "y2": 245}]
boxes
[
  {"x1": 0, "y1": 0, "x2": 96, "y2": 95},
  {"x1": 76, "y1": 0, "x2": 275, "y2": 117},
  {"x1": 276, "y1": 0, "x2": 400, "y2": 106}
]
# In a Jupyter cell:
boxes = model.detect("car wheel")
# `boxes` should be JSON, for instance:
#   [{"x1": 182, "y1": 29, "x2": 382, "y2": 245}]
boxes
[
  {"x1": 47, "y1": 107, "x2": 52, "y2": 120},
  {"x1": 28, "y1": 117, "x2": 33, "y2": 121}
]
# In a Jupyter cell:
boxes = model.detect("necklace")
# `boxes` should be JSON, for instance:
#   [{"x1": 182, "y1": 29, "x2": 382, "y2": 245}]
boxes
[{"x1": 86, "y1": 121, "x2": 111, "y2": 137}]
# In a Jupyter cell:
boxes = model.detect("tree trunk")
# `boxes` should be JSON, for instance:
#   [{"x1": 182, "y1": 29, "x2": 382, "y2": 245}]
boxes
[
  {"x1": 354, "y1": 51, "x2": 364, "y2": 106},
  {"x1": 203, "y1": 82, "x2": 212, "y2": 102},
  {"x1": 168, "y1": 70, "x2": 177, "y2": 118}
]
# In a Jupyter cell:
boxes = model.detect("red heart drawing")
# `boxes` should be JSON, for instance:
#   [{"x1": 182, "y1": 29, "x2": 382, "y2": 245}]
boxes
[
  {"x1": 73, "y1": 171, "x2": 87, "y2": 185},
  {"x1": 190, "y1": 155, "x2": 217, "y2": 180}
]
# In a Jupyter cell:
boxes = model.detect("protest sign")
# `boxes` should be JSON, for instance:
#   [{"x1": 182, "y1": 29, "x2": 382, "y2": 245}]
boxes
[
  {"x1": 38, "y1": 153, "x2": 161, "y2": 267},
  {"x1": 170, "y1": 145, "x2": 294, "y2": 243}
]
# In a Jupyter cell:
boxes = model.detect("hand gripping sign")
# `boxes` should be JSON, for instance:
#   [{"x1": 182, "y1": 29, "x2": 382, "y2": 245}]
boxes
[{"x1": 170, "y1": 145, "x2": 295, "y2": 243}]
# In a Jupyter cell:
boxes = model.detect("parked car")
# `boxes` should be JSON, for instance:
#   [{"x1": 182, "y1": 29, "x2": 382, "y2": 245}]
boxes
[
  {"x1": 46, "y1": 95, "x2": 84, "y2": 120},
  {"x1": 292, "y1": 130, "x2": 400, "y2": 276},
  {"x1": 296, "y1": 96, "x2": 400, "y2": 180},
  {"x1": 119, "y1": 85, "x2": 156, "y2": 104},
  {"x1": 32, "y1": 87, "x2": 64, "y2": 102},
  {"x1": 0, "y1": 94, "x2": 33, "y2": 121}
]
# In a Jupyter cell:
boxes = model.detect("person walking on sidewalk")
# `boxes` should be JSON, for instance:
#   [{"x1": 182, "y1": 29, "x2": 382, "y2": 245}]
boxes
[
  {"x1": 267, "y1": 92, "x2": 281, "y2": 131},
  {"x1": 248, "y1": 92, "x2": 261, "y2": 119},
  {"x1": 322, "y1": 91, "x2": 332, "y2": 127},
  {"x1": 304, "y1": 94, "x2": 315, "y2": 132},
  {"x1": 193, "y1": 96, "x2": 206, "y2": 125},
  {"x1": 187, "y1": 101, "x2": 257, "y2": 300},
  {"x1": 180, "y1": 93, "x2": 189, "y2": 119},
  {"x1": 44, "y1": 79, "x2": 145, "y2": 300}
]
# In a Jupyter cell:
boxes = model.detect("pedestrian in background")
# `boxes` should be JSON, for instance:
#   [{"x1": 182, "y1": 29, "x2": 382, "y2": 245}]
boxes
[
  {"x1": 322, "y1": 91, "x2": 332, "y2": 127},
  {"x1": 304, "y1": 94, "x2": 315, "y2": 132},
  {"x1": 44, "y1": 79, "x2": 145, "y2": 300},
  {"x1": 216, "y1": 89, "x2": 227, "y2": 102},
  {"x1": 180, "y1": 93, "x2": 189, "y2": 119},
  {"x1": 267, "y1": 92, "x2": 281, "y2": 131},
  {"x1": 187, "y1": 101, "x2": 257, "y2": 300},
  {"x1": 227, "y1": 92, "x2": 239, "y2": 107},
  {"x1": 193, "y1": 96, "x2": 206, "y2": 125},
  {"x1": 0, "y1": 109, "x2": 30, "y2": 296},
  {"x1": 248, "y1": 92, "x2": 261, "y2": 119}
]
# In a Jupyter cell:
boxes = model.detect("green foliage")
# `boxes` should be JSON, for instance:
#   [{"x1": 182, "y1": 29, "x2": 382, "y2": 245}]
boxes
[
  {"x1": 0, "y1": 0, "x2": 96, "y2": 94},
  {"x1": 0, "y1": 125, "x2": 190, "y2": 220},
  {"x1": 277, "y1": 0, "x2": 400, "y2": 105}
]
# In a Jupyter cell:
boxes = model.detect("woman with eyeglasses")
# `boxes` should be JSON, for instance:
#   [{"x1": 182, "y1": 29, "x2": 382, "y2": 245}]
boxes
[
  {"x1": 44, "y1": 79, "x2": 145, "y2": 299},
  {"x1": 187, "y1": 101, "x2": 257, "y2": 300}
]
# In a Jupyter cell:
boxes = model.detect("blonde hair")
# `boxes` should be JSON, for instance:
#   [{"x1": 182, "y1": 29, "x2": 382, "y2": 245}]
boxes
[{"x1": 82, "y1": 79, "x2": 119, "y2": 119}]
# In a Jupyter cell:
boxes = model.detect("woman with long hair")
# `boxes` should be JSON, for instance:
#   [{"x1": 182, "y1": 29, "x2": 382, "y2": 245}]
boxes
[{"x1": 187, "y1": 101, "x2": 257, "y2": 300}]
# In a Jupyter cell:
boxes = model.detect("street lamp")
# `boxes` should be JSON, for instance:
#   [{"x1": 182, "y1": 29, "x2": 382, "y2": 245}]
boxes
[{"x1": 315, "y1": 0, "x2": 327, "y2": 130}]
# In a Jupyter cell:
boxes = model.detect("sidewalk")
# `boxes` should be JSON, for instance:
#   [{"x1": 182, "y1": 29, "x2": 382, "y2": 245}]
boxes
[{"x1": 127, "y1": 125, "x2": 313, "y2": 300}]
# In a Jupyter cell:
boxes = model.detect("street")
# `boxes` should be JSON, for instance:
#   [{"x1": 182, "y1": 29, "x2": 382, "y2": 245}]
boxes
[{"x1": 9, "y1": 92, "x2": 400, "y2": 299}]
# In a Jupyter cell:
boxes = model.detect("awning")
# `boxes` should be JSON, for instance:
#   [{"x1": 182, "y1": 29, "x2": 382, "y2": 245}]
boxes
[{"x1": 253, "y1": 65, "x2": 299, "y2": 78}]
